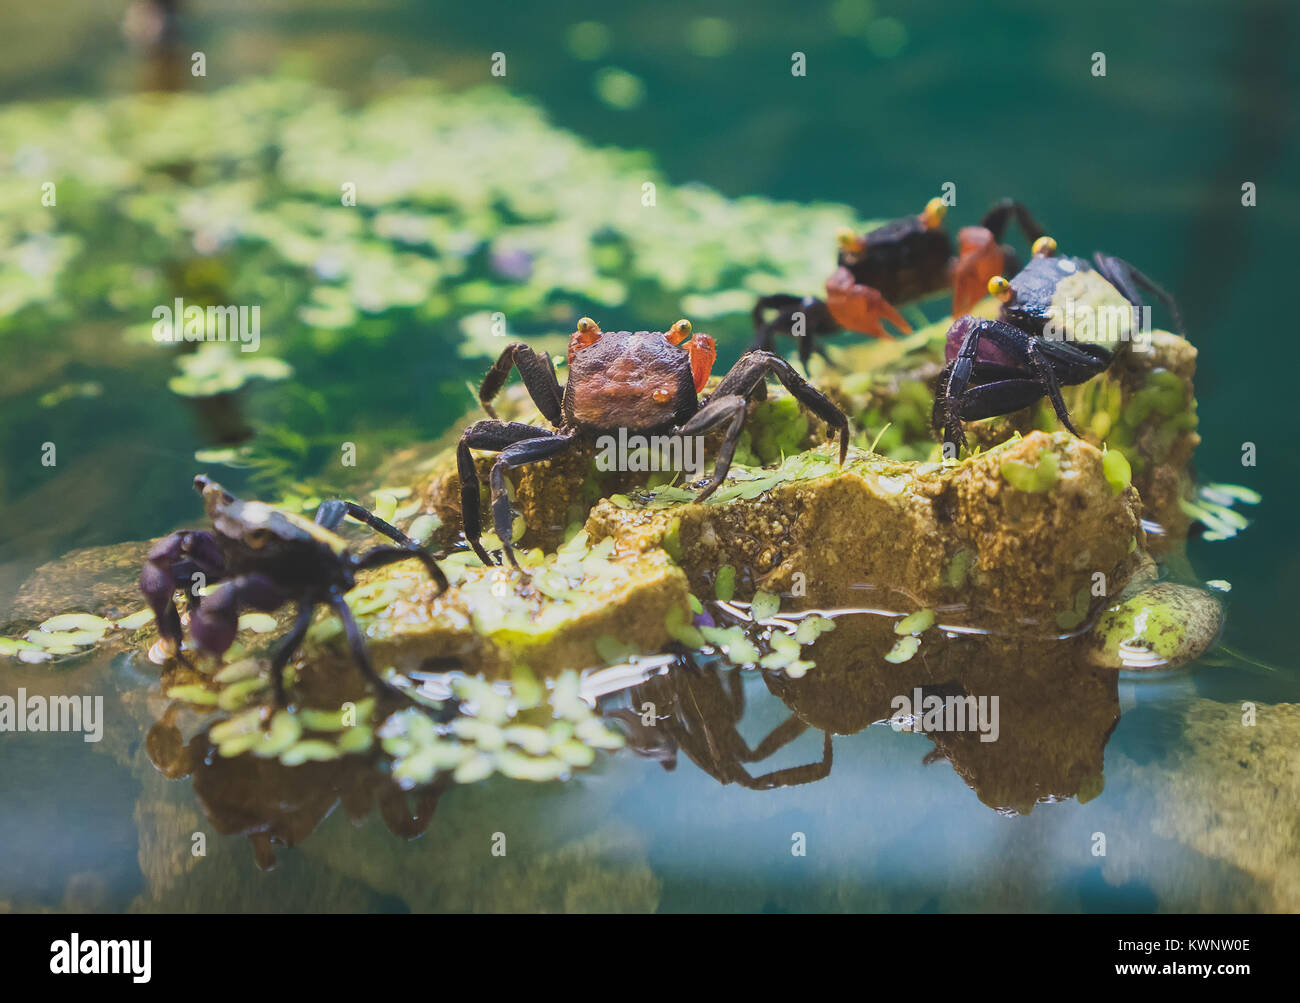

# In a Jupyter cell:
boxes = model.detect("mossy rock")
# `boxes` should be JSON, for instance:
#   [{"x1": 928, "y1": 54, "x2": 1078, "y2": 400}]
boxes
[
  {"x1": 817, "y1": 319, "x2": 1201, "y2": 550},
  {"x1": 332, "y1": 535, "x2": 691, "y2": 678},
  {"x1": 586, "y1": 430, "x2": 1144, "y2": 625}
]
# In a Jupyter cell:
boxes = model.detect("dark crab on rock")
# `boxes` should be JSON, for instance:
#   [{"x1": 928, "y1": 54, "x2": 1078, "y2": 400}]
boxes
[
  {"x1": 752, "y1": 197, "x2": 1047, "y2": 364},
  {"x1": 459, "y1": 317, "x2": 849, "y2": 569},
  {"x1": 932, "y1": 236, "x2": 1185, "y2": 452},
  {"x1": 140, "y1": 476, "x2": 447, "y2": 708}
]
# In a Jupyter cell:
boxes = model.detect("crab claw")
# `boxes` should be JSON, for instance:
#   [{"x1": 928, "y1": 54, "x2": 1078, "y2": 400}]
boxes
[
  {"x1": 667, "y1": 320, "x2": 717, "y2": 392},
  {"x1": 688, "y1": 332, "x2": 716, "y2": 392},
  {"x1": 140, "y1": 535, "x2": 187, "y2": 651},
  {"x1": 825, "y1": 267, "x2": 912, "y2": 339},
  {"x1": 188, "y1": 581, "x2": 240, "y2": 656},
  {"x1": 951, "y1": 226, "x2": 1006, "y2": 315},
  {"x1": 188, "y1": 573, "x2": 283, "y2": 657}
]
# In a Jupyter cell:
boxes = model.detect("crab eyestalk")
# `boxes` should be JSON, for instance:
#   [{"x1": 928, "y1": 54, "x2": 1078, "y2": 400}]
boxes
[
  {"x1": 835, "y1": 227, "x2": 864, "y2": 255},
  {"x1": 921, "y1": 196, "x2": 948, "y2": 229},
  {"x1": 568, "y1": 316, "x2": 602, "y2": 363},
  {"x1": 988, "y1": 275, "x2": 1014, "y2": 304},
  {"x1": 1032, "y1": 235, "x2": 1058, "y2": 257}
]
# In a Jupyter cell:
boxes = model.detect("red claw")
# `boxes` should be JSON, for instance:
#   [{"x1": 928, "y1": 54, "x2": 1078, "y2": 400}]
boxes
[
  {"x1": 951, "y1": 226, "x2": 1006, "y2": 315},
  {"x1": 688, "y1": 333, "x2": 716, "y2": 392},
  {"x1": 825, "y1": 267, "x2": 912, "y2": 339}
]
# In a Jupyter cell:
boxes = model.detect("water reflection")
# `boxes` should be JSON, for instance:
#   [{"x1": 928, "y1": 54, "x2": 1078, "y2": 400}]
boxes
[
  {"x1": 137, "y1": 600, "x2": 1133, "y2": 867},
  {"x1": 147, "y1": 704, "x2": 448, "y2": 870}
]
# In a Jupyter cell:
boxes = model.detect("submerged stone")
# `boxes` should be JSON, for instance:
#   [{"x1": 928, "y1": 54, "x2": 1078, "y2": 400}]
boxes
[
  {"x1": 1113, "y1": 699, "x2": 1300, "y2": 911},
  {"x1": 1083, "y1": 581, "x2": 1224, "y2": 672}
]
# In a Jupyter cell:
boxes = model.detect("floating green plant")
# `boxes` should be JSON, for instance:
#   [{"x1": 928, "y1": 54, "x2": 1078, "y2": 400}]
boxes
[
  {"x1": 377, "y1": 670, "x2": 625, "y2": 789},
  {"x1": 1, "y1": 606, "x2": 157, "y2": 664},
  {"x1": 884, "y1": 635, "x2": 921, "y2": 663},
  {"x1": 895, "y1": 609, "x2": 935, "y2": 636}
]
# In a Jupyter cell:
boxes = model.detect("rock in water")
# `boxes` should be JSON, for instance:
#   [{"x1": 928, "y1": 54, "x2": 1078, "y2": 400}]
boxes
[{"x1": 1083, "y1": 582, "x2": 1224, "y2": 672}]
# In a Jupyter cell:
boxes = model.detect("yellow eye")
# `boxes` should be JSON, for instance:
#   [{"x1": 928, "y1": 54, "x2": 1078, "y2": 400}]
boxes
[
  {"x1": 922, "y1": 197, "x2": 948, "y2": 228},
  {"x1": 245, "y1": 528, "x2": 272, "y2": 549},
  {"x1": 1032, "y1": 235, "x2": 1058, "y2": 257},
  {"x1": 988, "y1": 275, "x2": 1011, "y2": 299},
  {"x1": 576, "y1": 316, "x2": 599, "y2": 334},
  {"x1": 672, "y1": 319, "x2": 691, "y2": 336},
  {"x1": 836, "y1": 227, "x2": 861, "y2": 252}
]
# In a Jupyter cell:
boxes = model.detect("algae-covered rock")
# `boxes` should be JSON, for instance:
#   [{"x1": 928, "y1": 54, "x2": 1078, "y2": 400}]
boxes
[
  {"x1": 586, "y1": 430, "x2": 1143, "y2": 625},
  {"x1": 818, "y1": 321, "x2": 1202, "y2": 548},
  {"x1": 1083, "y1": 581, "x2": 1224, "y2": 672},
  {"x1": 8, "y1": 541, "x2": 152, "y2": 624},
  {"x1": 355, "y1": 533, "x2": 691, "y2": 677}
]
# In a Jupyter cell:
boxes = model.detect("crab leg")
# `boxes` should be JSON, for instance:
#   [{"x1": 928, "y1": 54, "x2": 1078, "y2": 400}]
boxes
[
  {"x1": 314, "y1": 499, "x2": 416, "y2": 547},
  {"x1": 353, "y1": 544, "x2": 449, "y2": 593},
  {"x1": 675, "y1": 393, "x2": 748, "y2": 502},
  {"x1": 750, "y1": 293, "x2": 839, "y2": 368},
  {"x1": 139, "y1": 530, "x2": 226, "y2": 650},
  {"x1": 710, "y1": 350, "x2": 850, "y2": 463},
  {"x1": 934, "y1": 318, "x2": 1109, "y2": 449},
  {"x1": 1092, "y1": 252, "x2": 1185, "y2": 336},
  {"x1": 457, "y1": 420, "x2": 559, "y2": 566},
  {"x1": 977, "y1": 198, "x2": 1046, "y2": 245},
  {"x1": 935, "y1": 376, "x2": 1052, "y2": 428},
  {"x1": 268, "y1": 602, "x2": 314, "y2": 708},
  {"x1": 733, "y1": 732, "x2": 834, "y2": 790},
  {"x1": 487, "y1": 433, "x2": 577, "y2": 570},
  {"x1": 188, "y1": 573, "x2": 284, "y2": 657},
  {"x1": 476, "y1": 343, "x2": 564, "y2": 423},
  {"x1": 326, "y1": 587, "x2": 415, "y2": 705}
]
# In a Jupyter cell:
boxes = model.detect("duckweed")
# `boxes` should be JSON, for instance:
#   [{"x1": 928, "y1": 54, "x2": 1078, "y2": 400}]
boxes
[
  {"x1": 884, "y1": 636, "x2": 921, "y2": 663},
  {"x1": 217, "y1": 677, "x2": 269, "y2": 711},
  {"x1": 511, "y1": 664, "x2": 543, "y2": 708},
  {"x1": 700, "y1": 625, "x2": 761, "y2": 666},
  {"x1": 894, "y1": 609, "x2": 935, "y2": 636},
  {"x1": 167, "y1": 684, "x2": 219, "y2": 706},
  {"x1": 1055, "y1": 587, "x2": 1093, "y2": 631},
  {"x1": 750, "y1": 590, "x2": 782, "y2": 622},
  {"x1": 212, "y1": 659, "x2": 263, "y2": 684},
  {"x1": 714, "y1": 565, "x2": 737, "y2": 602},
  {"x1": 665, "y1": 604, "x2": 705, "y2": 647},
  {"x1": 794, "y1": 615, "x2": 836, "y2": 644},
  {"x1": 375, "y1": 666, "x2": 626, "y2": 789},
  {"x1": 1000, "y1": 448, "x2": 1060, "y2": 493},
  {"x1": 251, "y1": 712, "x2": 303, "y2": 759},
  {"x1": 943, "y1": 548, "x2": 975, "y2": 589},
  {"x1": 1102, "y1": 447, "x2": 1132, "y2": 495},
  {"x1": 297, "y1": 698, "x2": 377, "y2": 731},
  {"x1": 758, "y1": 631, "x2": 814, "y2": 677},
  {"x1": 39, "y1": 613, "x2": 114, "y2": 632},
  {"x1": 280, "y1": 740, "x2": 342, "y2": 766}
]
